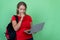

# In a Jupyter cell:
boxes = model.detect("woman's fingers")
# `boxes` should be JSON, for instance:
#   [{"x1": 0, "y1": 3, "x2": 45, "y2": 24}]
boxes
[{"x1": 24, "y1": 30, "x2": 32, "y2": 34}]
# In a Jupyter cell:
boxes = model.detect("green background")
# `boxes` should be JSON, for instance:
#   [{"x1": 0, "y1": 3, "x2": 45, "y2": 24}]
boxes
[{"x1": 0, "y1": 0, "x2": 60, "y2": 40}]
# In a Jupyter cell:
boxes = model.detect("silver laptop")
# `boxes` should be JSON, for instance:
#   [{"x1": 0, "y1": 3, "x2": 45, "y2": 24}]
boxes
[{"x1": 24, "y1": 22, "x2": 45, "y2": 34}]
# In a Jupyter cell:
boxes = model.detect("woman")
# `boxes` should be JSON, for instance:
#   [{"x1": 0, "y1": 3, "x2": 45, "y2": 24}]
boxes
[{"x1": 11, "y1": 1, "x2": 33, "y2": 40}]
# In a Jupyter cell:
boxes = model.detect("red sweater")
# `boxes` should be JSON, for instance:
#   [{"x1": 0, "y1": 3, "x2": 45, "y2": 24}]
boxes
[{"x1": 11, "y1": 15, "x2": 33, "y2": 40}]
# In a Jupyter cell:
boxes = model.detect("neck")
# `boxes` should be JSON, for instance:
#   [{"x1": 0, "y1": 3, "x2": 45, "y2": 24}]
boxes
[{"x1": 17, "y1": 13, "x2": 21, "y2": 17}]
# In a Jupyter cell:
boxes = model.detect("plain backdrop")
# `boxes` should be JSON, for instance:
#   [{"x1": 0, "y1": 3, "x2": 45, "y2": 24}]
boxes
[{"x1": 0, "y1": 0, "x2": 60, "y2": 40}]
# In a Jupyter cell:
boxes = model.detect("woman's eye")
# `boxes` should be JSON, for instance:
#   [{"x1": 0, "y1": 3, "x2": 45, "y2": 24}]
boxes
[
  {"x1": 20, "y1": 9, "x2": 22, "y2": 10},
  {"x1": 20, "y1": 8, "x2": 25, "y2": 10}
]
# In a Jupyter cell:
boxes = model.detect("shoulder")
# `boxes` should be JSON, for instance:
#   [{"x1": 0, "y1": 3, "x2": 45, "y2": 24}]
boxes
[
  {"x1": 11, "y1": 15, "x2": 17, "y2": 21},
  {"x1": 11, "y1": 15, "x2": 18, "y2": 19},
  {"x1": 26, "y1": 14, "x2": 32, "y2": 19},
  {"x1": 25, "y1": 14, "x2": 32, "y2": 22}
]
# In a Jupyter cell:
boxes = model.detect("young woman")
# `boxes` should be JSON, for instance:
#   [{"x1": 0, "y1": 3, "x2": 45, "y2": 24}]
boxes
[{"x1": 11, "y1": 1, "x2": 33, "y2": 40}]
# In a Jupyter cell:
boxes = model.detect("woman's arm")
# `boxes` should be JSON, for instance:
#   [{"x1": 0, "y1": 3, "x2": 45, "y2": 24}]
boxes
[
  {"x1": 12, "y1": 14, "x2": 25, "y2": 31},
  {"x1": 12, "y1": 17, "x2": 23, "y2": 31}
]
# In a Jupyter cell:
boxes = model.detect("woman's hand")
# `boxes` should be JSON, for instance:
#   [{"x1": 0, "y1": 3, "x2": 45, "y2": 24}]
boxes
[
  {"x1": 21, "y1": 13, "x2": 25, "y2": 18},
  {"x1": 20, "y1": 14, "x2": 25, "y2": 21},
  {"x1": 24, "y1": 30, "x2": 37, "y2": 34},
  {"x1": 24, "y1": 30, "x2": 32, "y2": 34}
]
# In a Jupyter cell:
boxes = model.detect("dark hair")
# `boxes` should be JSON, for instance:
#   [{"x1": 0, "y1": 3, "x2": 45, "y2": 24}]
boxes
[{"x1": 16, "y1": 1, "x2": 27, "y2": 15}]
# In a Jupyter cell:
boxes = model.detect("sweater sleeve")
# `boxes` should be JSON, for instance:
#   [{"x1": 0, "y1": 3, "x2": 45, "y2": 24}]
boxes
[
  {"x1": 28, "y1": 15, "x2": 32, "y2": 22},
  {"x1": 11, "y1": 16, "x2": 16, "y2": 21}
]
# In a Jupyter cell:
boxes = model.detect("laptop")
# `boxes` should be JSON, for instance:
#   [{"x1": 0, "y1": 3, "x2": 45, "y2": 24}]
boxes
[{"x1": 24, "y1": 22, "x2": 45, "y2": 34}]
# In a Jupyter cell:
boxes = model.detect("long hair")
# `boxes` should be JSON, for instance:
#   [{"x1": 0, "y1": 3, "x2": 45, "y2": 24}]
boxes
[{"x1": 16, "y1": 1, "x2": 27, "y2": 15}]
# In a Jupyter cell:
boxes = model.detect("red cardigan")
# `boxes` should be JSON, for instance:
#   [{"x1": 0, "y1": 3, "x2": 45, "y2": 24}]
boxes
[{"x1": 11, "y1": 15, "x2": 33, "y2": 40}]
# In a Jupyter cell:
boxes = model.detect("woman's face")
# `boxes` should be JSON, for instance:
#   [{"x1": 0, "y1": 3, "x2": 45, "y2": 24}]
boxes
[{"x1": 18, "y1": 5, "x2": 26, "y2": 14}]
